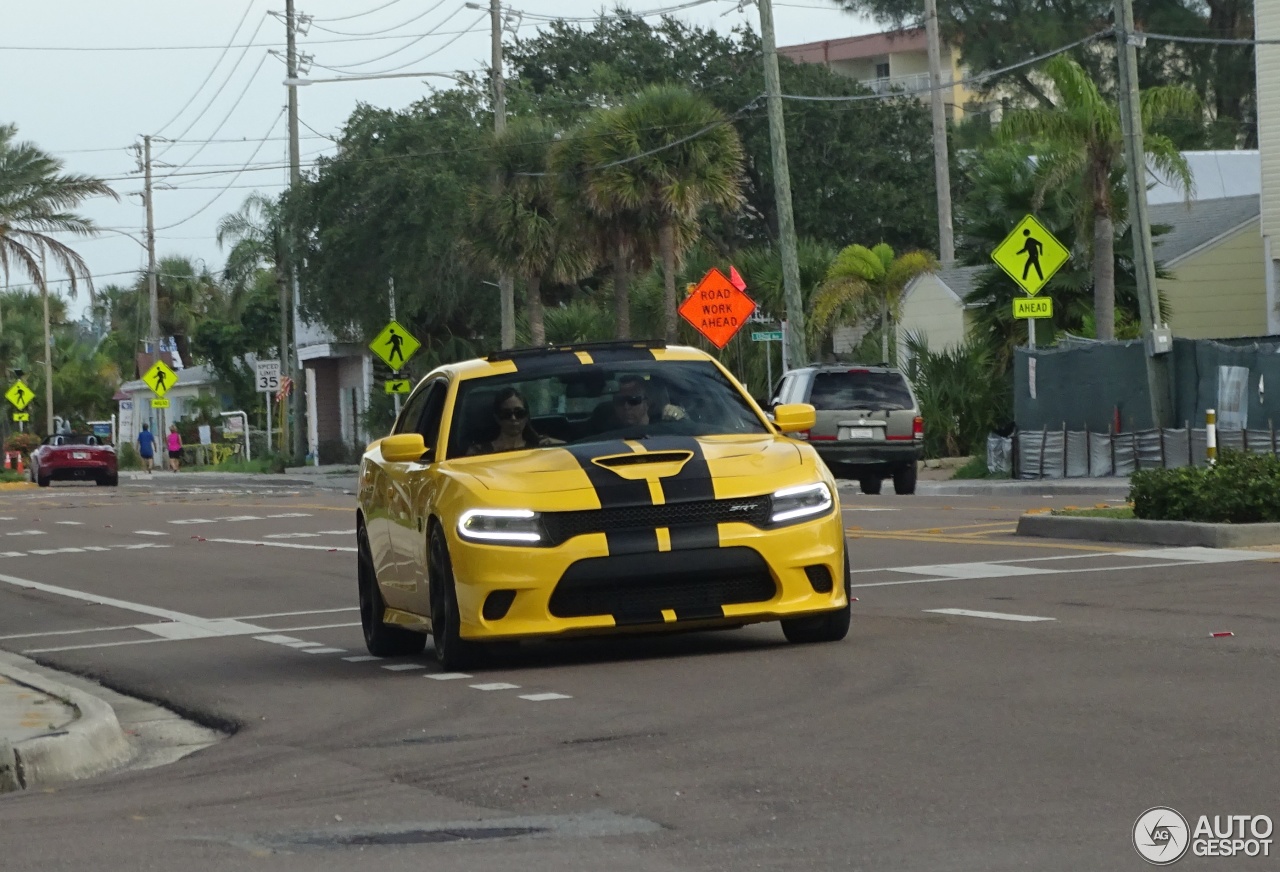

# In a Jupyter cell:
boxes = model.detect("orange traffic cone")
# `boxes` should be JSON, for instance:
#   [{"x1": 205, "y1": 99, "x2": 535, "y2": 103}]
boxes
[
  {"x1": 3, "y1": 453, "x2": 10, "y2": 471},
  {"x1": 15, "y1": 454, "x2": 23, "y2": 474}
]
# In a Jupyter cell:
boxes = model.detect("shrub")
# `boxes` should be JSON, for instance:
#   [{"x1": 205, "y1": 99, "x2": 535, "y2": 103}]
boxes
[
  {"x1": 1130, "y1": 452, "x2": 1280, "y2": 523},
  {"x1": 117, "y1": 442, "x2": 142, "y2": 470},
  {"x1": 4, "y1": 432, "x2": 42, "y2": 456}
]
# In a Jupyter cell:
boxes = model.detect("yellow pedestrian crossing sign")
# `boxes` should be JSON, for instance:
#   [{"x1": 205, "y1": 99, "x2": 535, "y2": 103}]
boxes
[
  {"x1": 142, "y1": 360, "x2": 178, "y2": 397},
  {"x1": 1013, "y1": 297, "x2": 1054, "y2": 319},
  {"x1": 992, "y1": 214, "x2": 1070, "y2": 296},
  {"x1": 5, "y1": 379, "x2": 34, "y2": 411},
  {"x1": 370, "y1": 320, "x2": 420, "y2": 372},
  {"x1": 385, "y1": 379, "x2": 412, "y2": 394},
  {"x1": 12, "y1": 412, "x2": 30, "y2": 423}
]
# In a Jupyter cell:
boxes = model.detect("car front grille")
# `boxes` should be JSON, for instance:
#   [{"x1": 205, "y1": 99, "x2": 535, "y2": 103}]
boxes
[
  {"x1": 541, "y1": 496, "x2": 771, "y2": 545},
  {"x1": 548, "y1": 547, "x2": 777, "y2": 622}
]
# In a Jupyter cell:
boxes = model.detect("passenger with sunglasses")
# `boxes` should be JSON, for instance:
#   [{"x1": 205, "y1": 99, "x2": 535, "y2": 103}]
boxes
[
  {"x1": 604, "y1": 375, "x2": 687, "y2": 430},
  {"x1": 466, "y1": 387, "x2": 561, "y2": 456}
]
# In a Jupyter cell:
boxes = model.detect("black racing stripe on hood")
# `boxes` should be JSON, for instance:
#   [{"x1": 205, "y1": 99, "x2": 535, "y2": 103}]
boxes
[
  {"x1": 563, "y1": 441, "x2": 657, "y2": 554},
  {"x1": 639, "y1": 435, "x2": 719, "y2": 550}
]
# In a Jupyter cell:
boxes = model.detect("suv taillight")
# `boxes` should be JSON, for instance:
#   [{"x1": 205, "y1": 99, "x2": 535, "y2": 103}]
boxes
[{"x1": 913, "y1": 416, "x2": 924, "y2": 440}]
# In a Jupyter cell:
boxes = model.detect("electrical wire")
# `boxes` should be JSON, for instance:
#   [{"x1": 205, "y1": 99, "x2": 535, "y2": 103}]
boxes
[
  {"x1": 517, "y1": 0, "x2": 718, "y2": 23},
  {"x1": 158, "y1": 52, "x2": 273, "y2": 179},
  {"x1": 155, "y1": 12, "x2": 272, "y2": 159},
  {"x1": 313, "y1": 13, "x2": 486, "y2": 76},
  {"x1": 152, "y1": 0, "x2": 262, "y2": 138},
  {"x1": 309, "y1": 0, "x2": 449, "y2": 37},
  {"x1": 313, "y1": 5, "x2": 471, "y2": 72},
  {"x1": 311, "y1": 0, "x2": 407, "y2": 24},
  {"x1": 0, "y1": 22, "x2": 528, "y2": 50},
  {"x1": 1142, "y1": 31, "x2": 1280, "y2": 47},
  {"x1": 156, "y1": 108, "x2": 286, "y2": 230}
]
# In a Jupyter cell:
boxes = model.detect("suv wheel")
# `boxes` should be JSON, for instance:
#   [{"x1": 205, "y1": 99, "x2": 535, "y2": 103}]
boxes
[
  {"x1": 892, "y1": 464, "x2": 917, "y2": 496},
  {"x1": 859, "y1": 477, "x2": 882, "y2": 495}
]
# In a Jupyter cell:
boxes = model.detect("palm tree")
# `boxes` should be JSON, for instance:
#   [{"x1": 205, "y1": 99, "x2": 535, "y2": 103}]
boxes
[
  {"x1": 466, "y1": 119, "x2": 593, "y2": 345},
  {"x1": 0, "y1": 123, "x2": 116, "y2": 301},
  {"x1": 216, "y1": 192, "x2": 290, "y2": 362},
  {"x1": 998, "y1": 55, "x2": 1197, "y2": 340},
  {"x1": 810, "y1": 243, "x2": 937, "y2": 364},
  {"x1": 578, "y1": 86, "x2": 745, "y2": 341}
]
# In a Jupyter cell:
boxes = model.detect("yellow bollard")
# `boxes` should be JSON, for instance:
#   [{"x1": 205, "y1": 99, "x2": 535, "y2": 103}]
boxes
[{"x1": 1206, "y1": 408, "x2": 1217, "y2": 465}]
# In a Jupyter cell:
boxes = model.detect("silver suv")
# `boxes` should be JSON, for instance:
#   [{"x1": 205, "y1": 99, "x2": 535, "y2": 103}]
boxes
[{"x1": 770, "y1": 365, "x2": 923, "y2": 494}]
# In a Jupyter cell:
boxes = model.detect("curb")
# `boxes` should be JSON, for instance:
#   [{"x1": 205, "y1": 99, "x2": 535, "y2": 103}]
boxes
[
  {"x1": 919, "y1": 480, "x2": 1131, "y2": 497},
  {"x1": 1016, "y1": 513, "x2": 1280, "y2": 548},
  {"x1": 0, "y1": 665, "x2": 130, "y2": 793}
]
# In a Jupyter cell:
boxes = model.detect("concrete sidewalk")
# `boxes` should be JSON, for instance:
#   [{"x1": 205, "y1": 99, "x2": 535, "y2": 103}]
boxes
[{"x1": 0, "y1": 653, "x2": 223, "y2": 794}]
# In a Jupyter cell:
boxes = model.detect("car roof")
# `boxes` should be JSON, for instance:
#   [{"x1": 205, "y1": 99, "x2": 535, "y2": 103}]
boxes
[{"x1": 425, "y1": 341, "x2": 717, "y2": 383}]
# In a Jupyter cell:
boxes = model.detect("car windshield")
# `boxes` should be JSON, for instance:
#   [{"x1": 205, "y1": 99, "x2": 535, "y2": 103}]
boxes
[
  {"x1": 448, "y1": 359, "x2": 768, "y2": 458},
  {"x1": 809, "y1": 371, "x2": 913, "y2": 411}
]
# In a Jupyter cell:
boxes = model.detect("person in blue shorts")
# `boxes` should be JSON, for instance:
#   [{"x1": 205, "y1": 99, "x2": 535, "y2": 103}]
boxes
[{"x1": 137, "y1": 422, "x2": 155, "y2": 474}]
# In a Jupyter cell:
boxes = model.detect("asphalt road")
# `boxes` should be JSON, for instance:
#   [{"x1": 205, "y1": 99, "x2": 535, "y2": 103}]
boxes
[{"x1": 0, "y1": 477, "x2": 1276, "y2": 871}]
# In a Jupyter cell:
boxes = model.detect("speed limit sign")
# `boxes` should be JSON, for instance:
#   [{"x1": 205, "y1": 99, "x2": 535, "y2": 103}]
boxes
[{"x1": 256, "y1": 360, "x2": 281, "y2": 393}]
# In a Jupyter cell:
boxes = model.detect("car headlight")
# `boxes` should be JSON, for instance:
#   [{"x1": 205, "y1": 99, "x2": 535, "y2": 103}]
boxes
[
  {"x1": 770, "y1": 482, "x2": 834, "y2": 524},
  {"x1": 457, "y1": 509, "x2": 545, "y2": 544}
]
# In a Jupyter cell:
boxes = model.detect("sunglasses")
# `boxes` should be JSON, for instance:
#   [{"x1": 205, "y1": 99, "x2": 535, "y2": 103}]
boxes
[
  {"x1": 614, "y1": 394, "x2": 647, "y2": 407},
  {"x1": 497, "y1": 407, "x2": 528, "y2": 421}
]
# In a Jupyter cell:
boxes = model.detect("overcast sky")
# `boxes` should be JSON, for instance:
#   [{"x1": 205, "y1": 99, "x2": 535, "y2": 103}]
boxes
[{"x1": 3, "y1": 1, "x2": 875, "y2": 318}]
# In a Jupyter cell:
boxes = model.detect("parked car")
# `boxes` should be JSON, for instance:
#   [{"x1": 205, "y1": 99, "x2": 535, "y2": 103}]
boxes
[
  {"x1": 770, "y1": 364, "x2": 923, "y2": 495},
  {"x1": 356, "y1": 340, "x2": 850, "y2": 669},
  {"x1": 29, "y1": 434, "x2": 118, "y2": 487}
]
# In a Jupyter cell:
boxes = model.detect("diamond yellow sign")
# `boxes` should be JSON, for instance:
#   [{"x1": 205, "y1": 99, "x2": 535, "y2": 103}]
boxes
[
  {"x1": 370, "y1": 320, "x2": 420, "y2": 372},
  {"x1": 142, "y1": 360, "x2": 178, "y2": 397},
  {"x1": 992, "y1": 214, "x2": 1070, "y2": 296},
  {"x1": 5, "y1": 379, "x2": 34, "y2": 411}
]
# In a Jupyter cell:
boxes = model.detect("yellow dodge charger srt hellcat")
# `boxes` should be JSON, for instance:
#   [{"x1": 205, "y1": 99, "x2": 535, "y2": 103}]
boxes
[{"x1": 356, "y1": 340, "x2": 849, "y2": 669}]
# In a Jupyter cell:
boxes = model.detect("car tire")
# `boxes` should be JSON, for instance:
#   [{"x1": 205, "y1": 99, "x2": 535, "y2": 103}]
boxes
[
  {"x1": 428, "y1": 525, "x2": 484, "y2": 671},
  {"x1": 357, "y1": 523, "x2": 426, "y2": 658},
  {"x1": 96, "y1": 473, "x2": 119, "y2": 487},
  {"x1": 781, "y1": 545, "x2": 852, "y2": 645},
  {"x1": 859, "y1": 477, "x2": 882, "y2": 495},
  {"x1": 892, "y1": 463, "x2": 917, "y2": 495},
  {"x1": 35, "y1": 466, "x2": 50, "y2": 488}
]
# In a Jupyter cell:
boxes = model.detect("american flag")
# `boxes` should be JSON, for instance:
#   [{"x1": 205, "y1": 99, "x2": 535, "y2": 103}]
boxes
[{"x1": 276, "y1": 376, "x2": 293, "y2": 403}]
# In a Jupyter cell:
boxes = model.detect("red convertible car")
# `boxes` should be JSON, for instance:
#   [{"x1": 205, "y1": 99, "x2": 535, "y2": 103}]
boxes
[{"x1": 29, "y1": 434, "x2": 118, "y2": 487}]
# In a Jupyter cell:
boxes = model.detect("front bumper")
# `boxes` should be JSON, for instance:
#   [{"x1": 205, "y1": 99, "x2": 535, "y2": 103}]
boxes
[{"x1": 447, "y1": 514, "x2": 847, "y2": 641}]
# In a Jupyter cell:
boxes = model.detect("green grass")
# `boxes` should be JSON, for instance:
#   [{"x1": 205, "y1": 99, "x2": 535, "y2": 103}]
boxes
[
  {"x1": 950, "y1": 456, "x2": 1012, "y2": 480},
  {"x1": 1052, "y1": 507, "x2": 1135, "y2": 519},
  {"x1": 0, "y1": 470, "x2": 26, "y2": 483}
]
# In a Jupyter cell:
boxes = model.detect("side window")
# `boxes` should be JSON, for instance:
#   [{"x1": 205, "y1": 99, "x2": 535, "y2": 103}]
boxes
[
  {"x1": 392, "y1": 387, "x2": 431, "y2": 436},
  {"x1": 416, "y1": 381, "x2": 448, "y2": 449},
  {"x1": 770, "y1": 375, "x2": 792, "y2": 407}
]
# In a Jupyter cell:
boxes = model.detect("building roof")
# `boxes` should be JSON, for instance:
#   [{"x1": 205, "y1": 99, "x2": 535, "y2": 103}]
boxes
[
  {"x1": 904, "y1": 264, "x2": 984, "y2": 308},
  {"x1": 1150, "y1": 194, "x2": 1260, "y2": 265},
  {"x1": 779, "y1": 27, "x2": 927, "y2": 65},
  {"x1": 1147, "y1": 150, "x2": 1260, "y2": 205}
]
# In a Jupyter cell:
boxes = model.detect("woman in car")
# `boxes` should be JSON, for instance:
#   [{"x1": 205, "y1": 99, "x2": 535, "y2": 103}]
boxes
[{"x1": 466, "y1": 387, "x2": 561, "y2": 455}]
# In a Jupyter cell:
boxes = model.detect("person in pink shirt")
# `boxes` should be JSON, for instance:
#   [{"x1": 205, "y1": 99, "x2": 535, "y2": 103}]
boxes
[{"x1": 167, "y1": 424, "x2": 183, "y2": 472}]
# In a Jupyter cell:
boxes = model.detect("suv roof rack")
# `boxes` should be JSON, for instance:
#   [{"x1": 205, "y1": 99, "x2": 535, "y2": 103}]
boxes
[{"x1": 487, "y1": 339, "x2": 666, "y2": 362}]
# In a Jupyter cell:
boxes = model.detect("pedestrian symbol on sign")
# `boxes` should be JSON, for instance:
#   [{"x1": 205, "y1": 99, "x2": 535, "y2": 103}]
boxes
[
  {"x1": 385, "y1": 328, "x2": 405, "y2": 366},
  {"x1": 1017, "y1": 229, "x2": 1044, "y2": 282}
]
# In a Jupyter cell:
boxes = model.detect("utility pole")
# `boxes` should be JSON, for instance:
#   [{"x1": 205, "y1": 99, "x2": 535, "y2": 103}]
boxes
[
  {"x1": 924, "y1": 0, "x2": 954, "y2": 265},
  {"x1": 144, "y1": 135, "x2": 159, "y2": 345},
  {"x1": 491, "y1": 0, "x2": 515, "y2": 349},
  {"x1": 757, "y1": 0, "x2": 806, "y2": 371},
  {"x1": 286, "y1": 0, "x2": 304, "y2": 459},
  {"x1": 40, "y1": 248, "x2": 53, "y2": 435},
  {"x1": 1115, "y1": 0, "x2": 1172, "y2": 427}
]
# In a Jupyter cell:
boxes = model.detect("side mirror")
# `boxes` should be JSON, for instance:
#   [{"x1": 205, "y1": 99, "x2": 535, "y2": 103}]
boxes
[
  {"x1": 772, "y1": 403, "x2": 816, "y2": 433},
  {"x1": 381, "y1": 433, "x2": 429, "y2": 463}
]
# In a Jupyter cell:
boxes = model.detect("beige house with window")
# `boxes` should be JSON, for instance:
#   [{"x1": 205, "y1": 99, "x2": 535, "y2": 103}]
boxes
[{"x1": 780, "y1": 28, "x2": 976, "y2": 121}]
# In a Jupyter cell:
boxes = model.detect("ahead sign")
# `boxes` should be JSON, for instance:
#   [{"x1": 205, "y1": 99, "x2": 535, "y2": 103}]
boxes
[{"x1": 255, "y1": 360, "x2": 282, "y2": 393}]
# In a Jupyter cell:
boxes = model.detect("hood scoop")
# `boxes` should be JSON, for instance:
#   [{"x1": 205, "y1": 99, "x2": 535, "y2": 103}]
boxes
[{"x1": 591, "y1": 450, "x2": 694, "y2": 480}]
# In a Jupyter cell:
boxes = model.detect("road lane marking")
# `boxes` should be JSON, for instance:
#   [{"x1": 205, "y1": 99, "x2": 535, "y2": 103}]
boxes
[
  {"x1": 850, "y1": 555, "x2": 1271, "y2": 589},
  {"x1": 54, "y1": 521, "x2": 83, "y2": 525},
  {"x1": 426, "y1": 673, "x2": 472, "y2": 681},
  {"x1": 5, "y1": 530, "x2": 45, "y2": 536},
  {"x1": 24, "y1": 638, "x2": 171, "y2": 654},
  {"x1": 0, "y1": 571, "x2": 260, "y2": 628},
  {"x1": 382, "y1": 663, "x2": 425, "y2": 672},
  {"x1": 274, "y1": 622, "x2": 360, "y2": 633},
  {"x1": 343, "y1": 655, "x2": 382, "y2": 662},
  {"x1": 232, "y1": 607, "x2": 357, "y2": 620},
  {"x1": 253, "y1": 634, "x2": 306, "y2": 645},
  {"x1": 264, "y1": 533, "x2": 320, "y2": 539},
  {"x1": 519, "y1": 693, "x2": 572, "y2": 701},
  {"x1": 0, "y1": 624, "x2": 142, "y2": 641},
  {"x1": 891, "y1": 563, "x2": 1054, "y2": 579},
  {"x1": 470, "y1": 682, "x2": 520, "y2": 691},
  {"x1": 303, "y1": 647, "x2": 346, "y2": 654},
  {"x1": 134, "y1": 530, "x2": 168, "y2": 536},
  {"x1": 208, "y1": 537, "x2": 356, "y2": 552},
  {"x1": 925, "y1": 608, "x2": 1056, "y2": 622},
  {"x1": 1119, "y1": 546, "x2": 1270, "y2": 563}
]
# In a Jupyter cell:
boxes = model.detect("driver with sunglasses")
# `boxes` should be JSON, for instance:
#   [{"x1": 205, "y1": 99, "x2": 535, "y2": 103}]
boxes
[
  {"x1": 466, "y1": 387, "x2": 562, "y2": 455},
  {"x1": 608, "y1": 375, "x2": 687, "y2": 429}
]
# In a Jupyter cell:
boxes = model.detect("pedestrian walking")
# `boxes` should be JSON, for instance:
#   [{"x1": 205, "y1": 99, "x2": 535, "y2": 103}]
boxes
[
  {"x1": 137, "y1": 423, "x2": 155, "y2": 474},
  {"x1": 167, "y1": 424, "x2": 183, "y2": 472}
]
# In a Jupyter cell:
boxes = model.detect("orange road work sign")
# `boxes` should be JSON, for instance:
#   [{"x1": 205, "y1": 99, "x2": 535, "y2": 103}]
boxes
[{"x1": 678, "y1": 267, "x2": 757, "y2": 349}]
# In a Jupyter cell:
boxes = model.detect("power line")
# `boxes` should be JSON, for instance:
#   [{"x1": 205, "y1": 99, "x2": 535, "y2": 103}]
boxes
[
  {"x1": 309, "y1": 0, "x2": 449, "y2": 37},
  {"x1": 157, "y1": 53, "x2": 273, "y2": 178},
  {"x1": 311, "y1": 0, "x2": 407, "y2": 24},
  {"x1": 314, "y1": 14, "x2": 487, "y2": 77},
  {"x1": 1143, "y1": 31, "x2": 1280, "y2": 47},
  {"x1": 152, "y1": 0, "x2": 262, "y2": 138},
  {"x1": 314, "y1": 6, "x2": 473, "y2": 73},
  {"x1": 156, "y1": 108, "x2": 287, "y2": 230}
]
